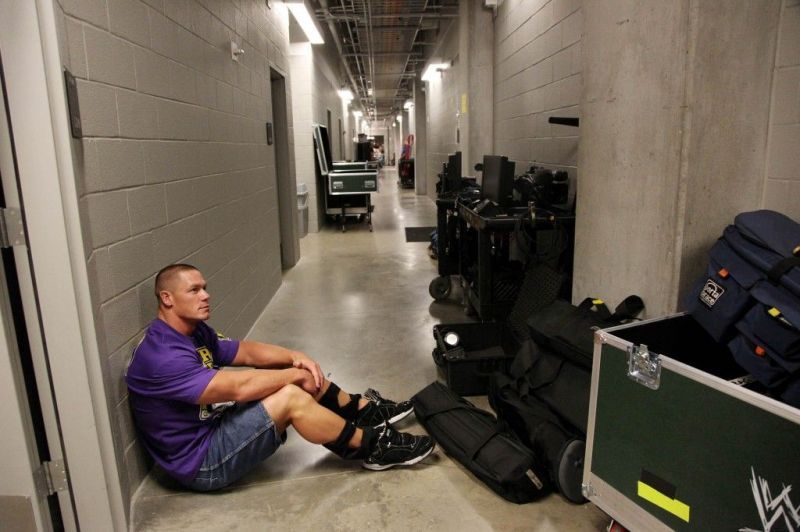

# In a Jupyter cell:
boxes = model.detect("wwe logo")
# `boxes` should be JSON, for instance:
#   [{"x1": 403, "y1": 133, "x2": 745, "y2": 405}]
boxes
[{"x1": 740, "y1": 468, "x2": 800, "y2": 532}]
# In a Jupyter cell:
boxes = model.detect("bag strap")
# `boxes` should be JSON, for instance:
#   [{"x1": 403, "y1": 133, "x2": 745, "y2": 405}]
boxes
[
  {"x1": 522, "y1": 356, "x2": 565, "y2": 393},
  {"x1": 417, "y1": 401, "x2": 495, "y2": 425},
  {"x1": 768, "y1": 256, "x2": 800, "y2": 284},
  {"x1": 467, "y1": 430, "x2": 500, "y2": 462},
  {"x1": 610, "y1": 295, "x2": 645, "y2": 322},
  {"x1": 576, "y1": 297, "x2": 612, "y2": 319}
]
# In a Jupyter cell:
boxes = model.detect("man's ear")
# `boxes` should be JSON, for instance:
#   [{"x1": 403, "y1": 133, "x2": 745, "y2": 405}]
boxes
[{"x1": 159, "y1": 290, "x2": 174, "y2": 308}]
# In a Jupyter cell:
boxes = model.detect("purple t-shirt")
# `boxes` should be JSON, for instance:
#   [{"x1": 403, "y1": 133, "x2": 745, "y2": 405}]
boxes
[{"x1": 126, "y1": 319, "x2": 239, "y2": 483}]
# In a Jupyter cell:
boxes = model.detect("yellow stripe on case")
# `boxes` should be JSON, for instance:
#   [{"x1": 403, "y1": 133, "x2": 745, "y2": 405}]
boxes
[{"x1": 637, "y1": 481, "x2": 691, "y2": 522}]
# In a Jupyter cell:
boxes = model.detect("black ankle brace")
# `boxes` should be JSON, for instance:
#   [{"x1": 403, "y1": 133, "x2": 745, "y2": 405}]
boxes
[
  {"x1": 319, "y1": 382, "x2": 361, "y2": 420},
  {"x1": 323, "y1": 421, "x2": 359, "y2": 459}
]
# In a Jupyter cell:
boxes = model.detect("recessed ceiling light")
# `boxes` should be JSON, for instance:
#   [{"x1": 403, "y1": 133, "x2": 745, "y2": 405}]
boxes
[{"x1": 286, "y1": 1, "x2": 324, "y2": 44}]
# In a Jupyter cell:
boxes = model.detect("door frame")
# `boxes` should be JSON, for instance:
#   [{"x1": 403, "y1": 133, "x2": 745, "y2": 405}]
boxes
[
  {"x1": 0, "y1": 51, "x2": 74, "y2": 531},
  {"x1": 270, "y1": 67, "x2": 299, "y2": 268},
  {"x1": 0, "y1": 1, "x2": 124, "y2": 530}
]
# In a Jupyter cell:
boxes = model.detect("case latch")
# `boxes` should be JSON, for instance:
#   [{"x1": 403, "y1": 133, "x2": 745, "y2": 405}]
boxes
[{"x1": 627, "y1": 344, "x2": 661, "y2": 390}]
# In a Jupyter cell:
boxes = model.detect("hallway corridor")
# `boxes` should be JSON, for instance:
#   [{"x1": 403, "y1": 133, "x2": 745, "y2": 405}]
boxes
[{"x1": 130, "y1": 169, "x2": 607, "y2": 531}]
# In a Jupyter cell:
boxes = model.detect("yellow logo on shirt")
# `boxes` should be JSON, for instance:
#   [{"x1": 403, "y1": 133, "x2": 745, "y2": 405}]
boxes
[
  {"x1": 197, "y1": 346, "x2": 213, "y2": 368},
  {"x1": 197, "y1": 345, "x2": 213, "y2": 419}
]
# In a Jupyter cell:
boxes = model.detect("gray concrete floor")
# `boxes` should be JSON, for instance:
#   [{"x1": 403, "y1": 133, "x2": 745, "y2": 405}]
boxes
[{"x1": 131, "y1": 168, "x2": 608, "y2": 531}]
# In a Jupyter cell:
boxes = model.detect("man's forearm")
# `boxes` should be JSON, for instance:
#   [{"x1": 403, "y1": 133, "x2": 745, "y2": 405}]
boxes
[
  {"x1": 198, "y1": 367, "x2": 308, "y2": 404},
  {"x1": 232, "y1": 340, "x2": 297, "y2": 368}
]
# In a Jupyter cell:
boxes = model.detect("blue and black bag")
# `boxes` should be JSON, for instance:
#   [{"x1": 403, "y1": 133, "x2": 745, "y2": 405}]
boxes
[{"x1": 687, "y1": 210, "x2": 800, "y2": 407}]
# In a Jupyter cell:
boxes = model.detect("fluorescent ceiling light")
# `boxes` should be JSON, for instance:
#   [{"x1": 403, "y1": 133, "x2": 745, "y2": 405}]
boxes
[
  {"x1": 338, "y1": 89, "x2": 353, "y2": 102},
  {"x1": 368, "y1": 88, "x2": 374, "y2": 96},
  {"x1": 287, "y1": 2, "x2": 324, "y2": 44},
  {"x1": 422, "y1": 62, "x2": 449, "y2": 82}
]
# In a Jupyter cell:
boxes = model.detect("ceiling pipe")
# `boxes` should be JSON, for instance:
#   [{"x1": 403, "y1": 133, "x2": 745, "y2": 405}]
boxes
[
  {"x1": 323, "y1": 13, "x2": 458, "y2": 20},
  {"x1": 338, "y1": 0, "x2": 370, "y2": 109},
  {"x1": 319, "y1": 0, "x2": 364, "y2": 111},
  {"x1": 366, "y1": 0, "x2": 378, "y2": 115},
  {"x1": 343, "y1": 51, "x2": 425, "y2": 57},
  {"x1": 391, "y1": 0, "x2": 429, "y2": 114}
]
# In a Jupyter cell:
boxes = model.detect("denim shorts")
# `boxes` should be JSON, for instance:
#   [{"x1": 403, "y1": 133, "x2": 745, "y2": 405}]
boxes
[{"x1": 186, "y1": 401, "x2": 285, "y2": 492}]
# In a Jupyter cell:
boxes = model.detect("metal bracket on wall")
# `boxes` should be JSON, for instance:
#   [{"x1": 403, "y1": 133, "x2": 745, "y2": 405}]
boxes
[
  {"x1": 40, "y1": 460, "x2": 69, "y2": 495},
  {"x1": 63, "y1": 69, "x2": 82, "y2": 138},
  {"x1": 0, "y1": 207, "x2": 26, "y2": 248},
  {"x1": 230, "y1": 41, "x2": 245, "y2": 61}
]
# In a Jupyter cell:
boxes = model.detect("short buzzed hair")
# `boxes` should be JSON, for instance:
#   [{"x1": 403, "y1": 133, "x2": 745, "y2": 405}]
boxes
[{"x1": 154, "y1": 264, "x2": 199, "y2": 304}]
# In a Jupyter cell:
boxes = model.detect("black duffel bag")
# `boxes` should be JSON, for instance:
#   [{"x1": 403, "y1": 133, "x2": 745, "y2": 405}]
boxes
[
  {"x1": 490, "y1": 341, "x2": 589, "y2": 504},
  {"x1": 526, "y1": 295, "x2": 645, "y2": 369},
  {"x1": 412, "y1": 381, "x2": 550, "y2": 504}
]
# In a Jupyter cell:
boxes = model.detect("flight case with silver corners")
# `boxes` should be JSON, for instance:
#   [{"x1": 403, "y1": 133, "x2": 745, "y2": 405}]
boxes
[
  {"x1": 582, "y1": 313, "x2": 800, "y2": 531},
  {"x1": 332, "y1": 161, "x2": 368, "y2": 172},
  {"x1": 327, "y1": 171, "x2": 378, "y2": 195}
]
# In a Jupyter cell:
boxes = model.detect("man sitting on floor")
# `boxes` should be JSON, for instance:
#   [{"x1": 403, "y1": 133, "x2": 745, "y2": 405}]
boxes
[{"x1": 126, "y1": 263, "x2": 434, "y2": 491}]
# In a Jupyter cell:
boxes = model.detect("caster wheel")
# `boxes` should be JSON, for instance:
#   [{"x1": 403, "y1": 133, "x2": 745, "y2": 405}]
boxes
[
  {"x1": 429, "y1": 276, "x2": 451, "y2": 300},
  {"x1": 607, "y1": 520, "x2": 628, "y2": 532}
]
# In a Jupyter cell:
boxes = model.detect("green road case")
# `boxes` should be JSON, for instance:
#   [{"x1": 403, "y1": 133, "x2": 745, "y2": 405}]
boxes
[
  {"x1": 332, "y1": 161, "x2": 369, "y2": 172},
  {"x1": 583, "y1": 313, "x2": 800, "y2": 531},
  {"x1": 327, "y1": 171, "x2": 378, "y2": 194}
]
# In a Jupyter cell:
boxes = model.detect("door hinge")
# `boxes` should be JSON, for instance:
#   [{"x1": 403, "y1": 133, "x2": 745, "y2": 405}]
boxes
[
  {"x1": 0, "y1": 207, "x2": 26, "y2": 248},
  {"x1": 627, "y1": 343, "x2": 662, "y2": 390},
  {"x1": 41, "y1": 460, "x2": 69, "y2": 495}
]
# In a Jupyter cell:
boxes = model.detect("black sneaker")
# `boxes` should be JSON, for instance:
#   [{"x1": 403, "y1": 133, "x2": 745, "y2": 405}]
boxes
[
  {"x1": 362, "y1": 426, "x2": 435, "y2": 471},
  {"x1": 355, "y1": 388, "x2": 414, "y2": 428}
]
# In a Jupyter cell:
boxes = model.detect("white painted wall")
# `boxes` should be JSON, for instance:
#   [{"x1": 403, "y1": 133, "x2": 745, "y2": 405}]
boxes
[
  {"x1": 425, "y1": 20, "x2": 461, "y2": 199},
  {"x1": 289, "y1": 38, "x2": 348, "y2": 232}
]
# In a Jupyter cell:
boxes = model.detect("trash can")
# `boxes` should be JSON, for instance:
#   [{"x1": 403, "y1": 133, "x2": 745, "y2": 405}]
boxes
[{"x1": 296, "y1": 183, "x2": 309, "y2": 238}]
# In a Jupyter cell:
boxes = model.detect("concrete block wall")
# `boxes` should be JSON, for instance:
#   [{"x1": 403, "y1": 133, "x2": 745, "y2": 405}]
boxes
[
  {"x1": 764, "y1": 0, "x2": 800, "y2": 220},
  {"x1": 494, "y1": 0, "x2": 582, "y2": 172},
  {"x1": 52, "y1": 0, "x2": 293, "y2": 518},
  {"x1": 425, "y1": 19, "x2": 460, "y2": 199}
]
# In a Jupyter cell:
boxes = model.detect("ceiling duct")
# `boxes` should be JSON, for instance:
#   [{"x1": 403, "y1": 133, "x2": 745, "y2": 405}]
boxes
[{"x1": 315, "y1": 0, "x2": 458, "y2": 118}]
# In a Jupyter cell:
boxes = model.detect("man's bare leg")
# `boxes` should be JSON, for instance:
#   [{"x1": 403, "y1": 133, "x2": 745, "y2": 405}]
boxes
[
  {"x1": 263, "y1": 382, "x2": 434, "y2": 469},
  {"x1": 262, "y1": 384, "x2": 363, "y2": 448}
]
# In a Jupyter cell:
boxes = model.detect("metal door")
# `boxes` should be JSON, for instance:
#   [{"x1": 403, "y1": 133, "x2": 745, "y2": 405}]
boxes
[{"x1": 0, "y1": 55, "x2": 76, "y2": 531}]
